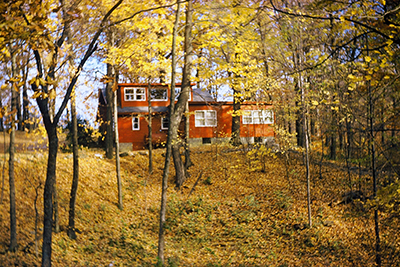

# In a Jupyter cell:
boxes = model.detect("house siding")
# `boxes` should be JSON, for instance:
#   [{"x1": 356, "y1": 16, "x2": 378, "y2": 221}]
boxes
[{"x1": 98, "y1": 83, "x2": 275, "y2": 151}]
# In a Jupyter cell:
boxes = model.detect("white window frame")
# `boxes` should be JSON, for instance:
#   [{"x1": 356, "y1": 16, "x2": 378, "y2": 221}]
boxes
[
  {"x1": 124, "y1": 87, "x2": 146, "y2": 101},
  {"x1": 242, "y1": 110, "x2": 274, "y2": 125},
  {"x1": 161, "y1": 117, "x2": 169, "y2": 130},
  {"x1": 150, "y1": 87, "x2": 168, "y2": 101},
  {"x1": 195, "y1": 110, "x2": 217, "y2": 127},
  {"x1": 132, "y1": 116, "x2": 140, "y2": 130}
]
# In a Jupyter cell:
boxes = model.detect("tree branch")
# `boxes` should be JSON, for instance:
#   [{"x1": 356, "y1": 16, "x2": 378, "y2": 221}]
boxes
[
  {"x1": 269, "y1": 0, "x2": 399, "y2": 45},
  {"x1": 53, "y1": 0, "x2": 124, "y2": 124},
  {"x1": 110, "y1": 0, "x2": 187, "y2": 27}
]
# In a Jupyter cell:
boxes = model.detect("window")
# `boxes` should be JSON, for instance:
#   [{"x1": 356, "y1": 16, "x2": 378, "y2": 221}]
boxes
[
  {"x1": 161, "y1": 117, "x2": 169, "y2": 130},
  {"x1": 175, "y1": 87, "x2": 191, "y2": 101},
  {"x1": 150, "y1": 87, "x2": 168, "y2": 101},
  {"x1": 195, "y1": 110, "x2": 217, "y2": 127},
  {"x1": 242, "y1": 110, "x2": 274, "y2": 124},
  {"x1": 125, "y1": 87, "x2": 145, "y2": 101},
  {"x1": 202, "y1": 138, "x2": 212, "y2": 144},
  {"x1": 132, "y1": 116, "x2": 140, "y2": 130}
]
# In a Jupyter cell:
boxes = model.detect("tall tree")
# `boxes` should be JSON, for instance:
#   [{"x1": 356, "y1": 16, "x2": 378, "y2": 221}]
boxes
[
  {"x1": 8, "y1": 46, "x2": 18, "y2": 252},
  {"x1": 66, "y1": 6, "x2": 80, "y2": 238},
  {"x1": 158, "y1": 0, "x2": 181, "y2": 262},
  {"x1": 105, "y1": 61, "x2": 114, "y2": 159},
  {"x1": 19, "y1": 1, "x2": 125, "y2": 265}
]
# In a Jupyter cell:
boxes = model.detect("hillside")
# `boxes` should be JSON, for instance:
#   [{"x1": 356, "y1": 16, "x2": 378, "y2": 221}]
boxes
[{"x1": 0, "y1": 143, "x2": 398, "y2": 266}]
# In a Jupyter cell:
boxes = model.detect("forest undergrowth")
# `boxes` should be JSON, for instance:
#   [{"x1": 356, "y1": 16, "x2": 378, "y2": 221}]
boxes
[{"x1": 0, "y1": 142, "x2": 398, "y2": 266}]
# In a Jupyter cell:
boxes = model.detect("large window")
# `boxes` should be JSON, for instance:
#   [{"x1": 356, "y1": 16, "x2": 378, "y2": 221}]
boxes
[
  {"x1": 242, "y1": 110, "x2": 274, "y2": 125},
  {"x1": 132, "y1": 116, "x2": 140, "y2": 130},
  {"x1": 161, "y1": 117, "x2": 169, "y2": 130},
  {"x1": 125, "y1": 87, "x2": 145, "y2": 101},
  {"x1": 195, "y1": 110, "x2": 217, "y2": 127},
  {"x1": 150, "y1": 87, "x2": 168, "y2": 101}
]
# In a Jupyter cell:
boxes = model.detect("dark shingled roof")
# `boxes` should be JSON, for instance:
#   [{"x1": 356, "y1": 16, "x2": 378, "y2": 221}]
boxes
[
  {"x1": 192, "y1": 88, "x2": 215, "y2": 102},
  {"x1": 118, "y1": 106, "x2": 168, "y2": 114}
]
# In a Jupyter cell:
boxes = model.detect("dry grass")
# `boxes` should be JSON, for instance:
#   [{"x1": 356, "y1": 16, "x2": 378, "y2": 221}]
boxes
[
  {"x1": 0, "y1": 143, "x2": 398, "y2": 266},
  {"x1": 0, "y1": 130, "x2": 48, "y2": 153}
]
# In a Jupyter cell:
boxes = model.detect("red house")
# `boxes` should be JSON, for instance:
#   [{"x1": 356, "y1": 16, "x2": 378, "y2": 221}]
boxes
[{"x1": 98, "y1": 83, "x2": 275, "y2": 151}]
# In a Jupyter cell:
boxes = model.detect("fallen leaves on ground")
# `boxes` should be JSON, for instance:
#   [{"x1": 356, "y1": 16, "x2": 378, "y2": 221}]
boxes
[{"x1": 0, "y1": 144, "x2": 398, "y2": 266}]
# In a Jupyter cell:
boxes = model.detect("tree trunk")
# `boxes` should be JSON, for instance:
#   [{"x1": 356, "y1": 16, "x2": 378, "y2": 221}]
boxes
[
  {"x1": 22, "y1": 61, "x2": 30, "y2": 131},
  {"x1": 173, "y1": 143, "x2": 186, "y2": 189},
  {"x1": 34, "y1": 183, "x2": 41, "y2": 258},
  {"x1": 16, "y1": 84, "x2": 22, "y2": 131},
  {"x1": 231, "y1": 73, "x2": 241, "y2": 146},
  {"x1": 42, "y1": 125, "x2": 58, "y2": 267},
  {"x1": 303, "y1": 95, "x2": 312, "y2": 228},
  {"x1": 147, "y1": 82, "x2": 153, "y2": 175},
  {"x1": 67, "y1": 89, "x2": 79, "y2": 239},
  {"x1": 368, "y1": 65, "x2": 381, "y2": 267},
  {"x1": 105, "y1": 63, "x2": 114, "y2": 159},
  {"x1": 184, "y1": 102, "x2": 192, "y2": 170},
  {"x1": 9, "y1": 110, "x2": 18, "y2": 252},
  {"x1": 9, "y1": 48, "x2": 18, "y2": 252},
  {"x1": 0, "y1": 99, "x2": 3, "y2": 131},
  {"x1": 158, "y1": 0, "x2": 187, "y2": 263},
  {"x1": 114, "y1": 85, "x2": 123, "y2": 210},
  {"x1": 330, "y1": 127, "x2": 337, "y2": 160},
  {"x1": 22, "y1": 83, "x2": 29, "y2": 131},
  {"x1": 66, "y1": 16, "x2": 79, "y2": 239},
  {"x1": 295, "y1": 111, "x2": 303, "y2": 147},
  {"x1": 53, "y1": 182, "x2": 60, "y2": 233}
]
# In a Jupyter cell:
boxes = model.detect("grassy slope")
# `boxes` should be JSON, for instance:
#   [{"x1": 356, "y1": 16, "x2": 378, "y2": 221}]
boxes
[
  {"x1": 0, "y1": 130, "x2": 48, "y2": 153},
  {"x1": 0, "y1": 143, "x2": 394, "y2": 266}
]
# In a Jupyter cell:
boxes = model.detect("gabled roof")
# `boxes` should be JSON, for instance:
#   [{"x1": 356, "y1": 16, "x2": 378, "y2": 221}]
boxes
[
  {"x1": 192, "y1": 88, "x2": 215, "y2": 102},
  {"x1": 118, "y1": 106, "x2": 168, "y2": 114}
]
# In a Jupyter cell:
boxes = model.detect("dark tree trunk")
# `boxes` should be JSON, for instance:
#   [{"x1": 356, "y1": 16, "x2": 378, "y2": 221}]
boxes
[
  {"x1": 9, "y1": 108, "x2": 18, "y2": 253},
  {"x1": 147, "y1": 83, "x2": 153, "y2": 174},
  {"x1": 105, "y1": 63, "x2": 114, "y2": 159},
  {"x1": 9, "y1": 48, "x2": 18, "y2": 252},
  {"x1": 53, "y1": 182, "x2": 59, "y2": 233},
  {"x1": 330, "y1": 128, "x2": 337, "y2": 160},
  {"x1": 368, "y1": 68, "x2": 381, "y2": 267},
  {"x1": 22, "y1": 83, "x2": 29, "y2": 130},
  {"x1": 29, "y1": 2, "x2": 125, "y2": 265},
  {"x1": 42, "y1": 126, "x2": 58, "y2": 267},
  {"x1": 67, "y1": 90, "x2": 79, "y2": 240},
  {"x1": 66, "y1": 13, "x2": 79, "y2": 239},
  {"x1": 0, "y1": 99, "x2": 3, "y2": 131},
  {"x1": 22, "y1": 60, "x2": 30, "y2": 131},
  {"x1": 16, "y1": 85, "x2": 22, "y2": 131},
  {"x1": 173, "y1": 143, "x2": 186, "y2": 189},
  {"x1": 184, "y1": 102, "x2": 193, "y2": 171},
  {"x1": 231, "y1": 74, "x2": 241, "y2": 146},
  {"x1": 295, "y1": 106, "x2": 304, "y2": 147}
]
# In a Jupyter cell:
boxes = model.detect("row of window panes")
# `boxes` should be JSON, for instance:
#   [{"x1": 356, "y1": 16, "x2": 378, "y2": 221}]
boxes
[
  {"x1": 125, "y1": 87, "x2": 168, "y2": 101},
  {"x1": 124, "y1": 87, "x2": 190, "y2": 101},
  {"x1": 242, "y1": 110, "x2": 274, "y2": 124},
  {"x1": 132, "y1": 117, "x2": 169, "y2": 131},
  {"x1": 132, "y1": 109, "x2": 273, "y2": 130}
]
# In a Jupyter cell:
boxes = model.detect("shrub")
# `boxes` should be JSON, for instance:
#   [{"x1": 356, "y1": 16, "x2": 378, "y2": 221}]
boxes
[{"x1": 64, "y1": 118, "x2": 100, "y2": 149}]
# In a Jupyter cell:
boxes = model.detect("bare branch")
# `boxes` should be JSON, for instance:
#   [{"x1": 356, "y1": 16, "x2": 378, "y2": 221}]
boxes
[{"x1": 269, "y1": 0, "x2": 398, "y2": 45}]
